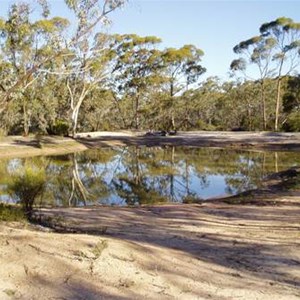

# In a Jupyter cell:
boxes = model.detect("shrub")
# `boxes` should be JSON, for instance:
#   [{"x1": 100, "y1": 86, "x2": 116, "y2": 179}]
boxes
[
  {"x1": 49, "y1": 120, "x2": 69, "y2": 136},
  {"x1": 283, "y1": 111, "x2": 300, "y2": 132},
  {"x1": 8, "y1": 166, "x2": 46, "y2": 216},
  {"x1": 182, "y1": 195, "x2": 203, "y2": 204},
  {"x1": 195, "y1": 119, "x2": 216, "y2": 131},
  {"x1": 0, "y1": 203, "x2": 26, "y2": 222}
]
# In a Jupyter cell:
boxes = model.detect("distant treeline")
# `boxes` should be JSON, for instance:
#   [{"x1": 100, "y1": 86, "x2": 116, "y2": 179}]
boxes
[{"x1": 0, "y1": 2, "x2": 299, "y2": 136}]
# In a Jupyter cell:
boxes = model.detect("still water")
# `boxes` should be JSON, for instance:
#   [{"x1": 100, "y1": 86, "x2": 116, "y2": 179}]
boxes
[{"x1": 0, "y1": 146, "x2": 299, "y2": 206}]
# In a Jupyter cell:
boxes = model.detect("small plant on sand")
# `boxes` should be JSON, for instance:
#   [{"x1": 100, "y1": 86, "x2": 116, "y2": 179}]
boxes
[
  {"x1": 3, "y1": 289, "x2": 16, "y2": 297},
  {"x1": 91, "y1": 240, "x2": 108, "y2": 259},
  {"x1": 8, "y1": 166, "x2": 46, "y2": 217}
]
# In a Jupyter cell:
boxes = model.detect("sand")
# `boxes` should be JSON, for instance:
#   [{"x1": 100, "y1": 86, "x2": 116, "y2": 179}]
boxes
[{"x1": 1, "y1": 198, "x2": 300, "y2": 299}]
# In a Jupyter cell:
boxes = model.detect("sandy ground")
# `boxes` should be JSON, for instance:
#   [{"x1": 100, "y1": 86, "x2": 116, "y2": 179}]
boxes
[
  {"x1": 75, "y1": 131, "x2": 300, "y2": 151},
  {"x1": 0, "y1": 197, "x2": 300, "y2": 300},
  {"x1": 0, "y1": 135, "x2": 87, "y2": 158},
  {"x1": 0, "y1": 132, "x2": 300, "y2": 299}
]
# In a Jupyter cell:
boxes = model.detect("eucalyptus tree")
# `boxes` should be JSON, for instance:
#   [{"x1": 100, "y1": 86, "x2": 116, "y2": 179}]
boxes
[
  {"x1": 282, "y1": 76, "x2": 300, "y2": 113},
  {"x1": 181, "y1": 76, "x2": 221, "y2": 130},
  {"x1": 160, "y1": 45, "x2": 206, "y2": 129},
  {"x1": 259, "y1": 17, "x2": 300, "y2": 131},
  {"x1": 108, "y1": 34, "x2": 163, "y2": 129},
  {"x1": 282, "y1": 75, "x2": 300, "y2": 131},
  {"x1": 0, "y1": 2, "x2": 69, "y2": 134},
  {"x1": 0, "y1": 0, "x2": 126, "y2": 135},
  {"x1": 65, "y1": 0, "x2": 126, "y2": 42},
  {"x1": 60, "y1": 33, "x2": 114, "y2": 136},
  {"x1": 57, "y1": 0, "x2": 126, "y2": 136},
  {"x1": 80, "y1": 89, "x2": 116, "y2": 131},
  {"x1": 231, "y1": 35, "x2": 276, "y2": 130}
]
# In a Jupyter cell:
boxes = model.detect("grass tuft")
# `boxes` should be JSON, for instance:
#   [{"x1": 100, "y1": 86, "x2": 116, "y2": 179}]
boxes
[
  {"x1": 91, "y1": 240, "x2": 108, "y2": 259},
  {"x1": 3, "y1": 289, "x2": 16, "y2": 297}
]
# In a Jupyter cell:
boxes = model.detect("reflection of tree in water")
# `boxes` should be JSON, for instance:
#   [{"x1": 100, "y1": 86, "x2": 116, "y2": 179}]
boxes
[
  {"x1": 111, "y1": 146, "x2": 233, "y2": 204},
  {"x1": 68, "y1": 154, "x2": 92, "y2": 206},
  {"x1": 67, "y1": 150, "x2": 117, "y2": 206},
  {"x1": 59, "y1": 148, "x2": 300, "y2": 204},
  {"x1": 1, "y1": 147, "x2": 300, "y2": 207},
  {"x1": 187, "y1": 148, "x2": 269, "y2": 195},
  {"x1": 42, "y1": 149, "x2": 117, "y2": 206},
  {"x1": 112, "y1": 147, "x2": 171, "y2": 205}
]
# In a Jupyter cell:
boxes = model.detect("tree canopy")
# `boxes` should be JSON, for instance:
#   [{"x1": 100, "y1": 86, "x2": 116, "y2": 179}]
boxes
[{"x1": 0, "y1": 3, "x2": 299, "y2": 135}]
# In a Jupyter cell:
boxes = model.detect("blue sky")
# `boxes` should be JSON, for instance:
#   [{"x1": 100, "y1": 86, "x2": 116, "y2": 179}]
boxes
[
  {"x1": 109, "y1": 1, "x2": 300, "y2": 80},
  {"x1": 1, "y1": 0, "x2": 300, "y2": 80}
]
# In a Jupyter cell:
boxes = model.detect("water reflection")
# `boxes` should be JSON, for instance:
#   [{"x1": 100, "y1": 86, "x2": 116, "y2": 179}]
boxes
[{"x1": 0, "y1": 146, "x2": 299, "y2": 207}]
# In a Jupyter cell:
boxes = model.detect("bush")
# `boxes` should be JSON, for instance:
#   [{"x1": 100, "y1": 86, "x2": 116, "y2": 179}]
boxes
[
  {"x1": 0, "y1": 203, "x2": 26, "y2": 222},
  {"x1": 8, "y1": 166, "x2": 46, "y2": 216},
  {"x1": 195, "y1": 119, "x2": 216, "y2": 131},
  {"x1": 182, "y1": 195, "x2": 203, "y2": 204},
  {"x1": 48, "y1": 120, "x2": 69, "y2": 136},
  {"x1": 283, "y1": 111, "x2": 300, "y2": 132}
]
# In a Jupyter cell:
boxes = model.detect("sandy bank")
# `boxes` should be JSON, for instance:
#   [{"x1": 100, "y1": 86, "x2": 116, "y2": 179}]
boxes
[
  {"x1": 1, "y1": 131, "x2": 300, "y2": 158},
  {"x1": 1, "y1": 196, "x2": 300, "y2": 299},
  {"x1": 75, "y1": 130, "x2": 300, "y2": 151}
]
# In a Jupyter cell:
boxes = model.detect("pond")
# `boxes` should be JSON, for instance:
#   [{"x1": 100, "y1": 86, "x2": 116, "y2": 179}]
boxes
[{"x1": 0, "y1": 146, "x2": 300, "y2": 207}]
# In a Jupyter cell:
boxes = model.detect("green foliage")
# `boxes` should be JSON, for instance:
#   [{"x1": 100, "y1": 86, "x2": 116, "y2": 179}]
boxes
[
  {"x1": 282, "y1": 76, "x2": 300, "y2": 113},
  {"x1": 49, "y1": 120, "x2": 70, "y2": 136},
  {"x1": 162, "y1": 44, "x2": 206, "y2": 88},
  {"x1": 8, "y1": 166, "x2": 46, "y2": 215},
  {"x1": 108, "y1": 33, "x2": 165, "y2": 129},
  {"x1": 232, "y1": 16, "x2": 300, "y2": 131},
  {"x1": 91, "y1": 240, "x2": 108, "y2": 258},
  {"x1": 182, "y1": 195, "x2": 202, "y2": 204},
  {"x1": 233, "y1": 36, "x2": 263, "y2": 53},
  {"x1": 65, "y1": 0, "x2": 125, "y2": 40},
  {"x1": 260, "y1": 17, "x2": 293, "y2": 33},
  {"x1": 0, "y1": 3, "x2": 299, "y2": 134},
  {"x1": 283, "y1": 111, "x2": 300, "y2": 132},
  {"x1": 195, "y1": 119, "x2": 216, "y2": 131},
  {"x1": 0, "y1": 203, "x2": 26, "y2": 222},
  {"x1": 230, "y1": 58, "x2": 246, "y2": 71},
  {"x1": 34, "y1": 17, "x2": 70, "y2": 34},
  {"x1": 3, "y1": 289, "x2": 17, "y2": 297}
]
